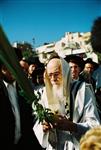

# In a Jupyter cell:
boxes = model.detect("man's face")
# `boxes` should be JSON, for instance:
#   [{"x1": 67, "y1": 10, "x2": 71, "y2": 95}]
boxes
[
  {"x1": 84, "y1": 63, "x2": 94, "y2": 74},
  {"x1": 1, "y1": 65, "x2": 15, "y2": 83},
  {"x1": 69, "y1": 62, "x2": 80, "y2": 80},
  {"x1": 19, "y1": 60, "x2": 29, "y2": 74},
  {"x1": 46, "y1": 58, "x2": 62, "y2": 86},
  {"x1": 28, "y1": 64, "x2": 36, "y2": 75}
]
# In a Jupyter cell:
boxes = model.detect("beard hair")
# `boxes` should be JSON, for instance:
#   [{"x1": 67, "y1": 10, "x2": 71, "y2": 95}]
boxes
[
  {"x1": 52, "y1": 84, "x2": 64, "y2": 102},
  {"x1": 52, "y1": 84, "x2": 67, "y2": 115}
]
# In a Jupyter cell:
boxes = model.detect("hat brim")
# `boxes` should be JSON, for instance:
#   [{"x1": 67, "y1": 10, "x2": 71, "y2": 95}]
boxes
[{"x1": 65, "y1": 54, "x2": 85, "y2": 71}]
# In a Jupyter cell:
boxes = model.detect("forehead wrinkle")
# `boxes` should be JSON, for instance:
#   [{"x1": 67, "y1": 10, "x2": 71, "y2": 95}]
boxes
[{"x1": 47, "y1": 58, "x2": 61, "y2": 73}]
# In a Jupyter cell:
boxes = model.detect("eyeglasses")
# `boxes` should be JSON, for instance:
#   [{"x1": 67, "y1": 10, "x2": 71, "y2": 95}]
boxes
[{"x1": 48, "y1": 71, "x2": 61, "y2": 79}]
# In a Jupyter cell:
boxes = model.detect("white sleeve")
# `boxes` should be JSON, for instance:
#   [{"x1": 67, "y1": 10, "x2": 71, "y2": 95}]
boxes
[
  {"x1": 33, "y1": 120, "x2": 49, "y2": 148},
  {"x1": 73, "y1": 83, "x2": 101, "y2": 140}
]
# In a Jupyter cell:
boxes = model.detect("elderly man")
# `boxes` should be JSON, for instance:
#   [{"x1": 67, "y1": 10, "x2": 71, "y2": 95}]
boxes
[{"x1": 33, "y1": 54, "x2": 100, "y2": 150}]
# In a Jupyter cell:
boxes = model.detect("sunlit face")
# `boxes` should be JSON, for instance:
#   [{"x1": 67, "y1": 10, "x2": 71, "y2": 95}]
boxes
[
  {"x1": 69, "y1": 62, "x2": 80, "y2": 80},
  {"x1": 46, "y1": 58, "x2": 62, "y2": 86},
  {"x1": 84, "y1": 63, "x2": 94, "y2": 74},
  {"x1": 20, "y1": 60, "x2": 29, "y2": 74},
  {"x1": 28, "y1": 64, "x2": 36, "y2": 75}
]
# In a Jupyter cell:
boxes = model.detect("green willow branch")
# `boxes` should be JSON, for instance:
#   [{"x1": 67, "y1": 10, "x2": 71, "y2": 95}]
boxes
[{"x1": 0, "y1": 25, "x2": 54, "y2": 123}]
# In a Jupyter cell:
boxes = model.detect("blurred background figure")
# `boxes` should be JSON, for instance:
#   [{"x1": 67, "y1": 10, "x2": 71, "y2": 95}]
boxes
[
  {"x1": 90, "y1": 16, "x2": 101, "y2": 91},
  {"x1": 19, "y1": 58, "x2": 29, "y2": 76},
  {"x1": 90, "y1": 16, "x2": 101, "y2": 120},
  {"x1": 0, "y1": 47, "x2": 44, "y2": 149},
  {"x1": 79, "y1": 58, "x2": 98, "y2": 92},
  {"x1": 80, "y1": 126, "x2": 101, "y2": 150},
  {"x1": 27, "y1": 56, "x2": 45, "y2": 97},
  {"x1": 91, "y1": 16, "x2": 101, "y2": 54}
]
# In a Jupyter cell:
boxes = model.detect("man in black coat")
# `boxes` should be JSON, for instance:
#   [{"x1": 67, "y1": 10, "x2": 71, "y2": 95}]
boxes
[{"x1": 0, "y1": 63, "x2": 44, "y2": 149}]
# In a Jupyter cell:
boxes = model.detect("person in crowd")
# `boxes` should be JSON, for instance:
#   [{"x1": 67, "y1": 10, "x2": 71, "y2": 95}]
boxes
[
  {"x1": 80, "y1": 58, "x2": 101, "y2": 119},
  {"x1": 0, "y1": 53, "x2": 44, "y2": 149},
  {"x1": 90, "y1": 16, "x2": 101, "y2": 120},
  {"x1": 27, "y1": 56, "x2": 45, "y2": 87},
  {"x1": 91, "y1": 16, "x2": 101, "y2": 54},
  {"x1": 65, "y1": 55, "x2": 96, "y2": 92},
  {"x1": 90, "y1": 16, "x2": 101, "y2": 90},
  {"x1": 80, "y1": 126, "x2": 101, "y2": 150},
  {"x1": 33, "y1": 54, "x2": 100, "y2": 150},
  {"x1": 28, "y1": 63, "x2": 37, "y2": 90},
  {"x1": 19, "y1": 57, "x2": 37, "y2": 90},
  {"x1": 27, "y1": 56, "x2": 45, "y2": 96},
  {"x1": 79, "y1": 58, "x2": 97, "y2": 92},
  {"x1": 65, "y1": 54, "x2": 85, "y2": 81},
  {"x1": 28, "y1": 63, "x2": 36, "y2": 80},
  {"x1": 91, "y1": 16, "x2": 101, "y2": 82},
  {"x1": 93, "y1": 63, "x2": 101, "y2": 92},
  {"x1": 27, "y1": 56, "x2": 37, "y2": 82},
  {"x1": 19, "y1": 58, "x2": 29, "y2": 76}
]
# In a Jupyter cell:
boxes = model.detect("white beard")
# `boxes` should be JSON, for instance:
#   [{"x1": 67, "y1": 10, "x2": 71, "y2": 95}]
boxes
[
  {"x1": 52, "y1": 85, "x2": 65, "y2": 102},
  {"x1": 52, "y1": 85, "x2": 66, "y2": 103},
  {"x1": 52, "y1": 85, "x2": 67, "y2": 115}
]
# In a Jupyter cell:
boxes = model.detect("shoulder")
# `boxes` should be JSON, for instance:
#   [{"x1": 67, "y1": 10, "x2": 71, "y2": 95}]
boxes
[
  {"x1": 85, "y1": 82, "x2": 95, "y2": 93},
  {"x1": 73, "y1": 81, "x2": 93, "y2": 91},
  {"x1": 78, "y1": 82, "x2": 94, "y2": 95},
  {"x1": 71, "y1": 80, "x2": 85, "y2": 91},
  {"x1": 0, "y1": 79, "x2": 7, "y2": 93},
  {"x1": 70, "y1": 80, "x2": 85, "y2": 100},
  {"x1": 71, "y1": 81, "x2": 94, "y2": 99}
]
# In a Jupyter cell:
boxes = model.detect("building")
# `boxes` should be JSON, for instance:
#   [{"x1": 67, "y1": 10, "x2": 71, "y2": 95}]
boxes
[{"x1": 35, "y1": 32, "x2": 97, "y2": 64}]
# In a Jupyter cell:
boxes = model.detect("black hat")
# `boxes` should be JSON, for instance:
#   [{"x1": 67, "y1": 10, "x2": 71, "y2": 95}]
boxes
[
  {"x1": 27, "y1": 56, "x2": 44, "y2": 69},
  {"x1": 65, "y1": 54, "x2": 85, "y2": 71},
  {"x1": 27, "y1": 56, "x2": 40, "y2": 65},
  {"x1": 84, "y1": 58, "x2": 99, "y2": 70}
]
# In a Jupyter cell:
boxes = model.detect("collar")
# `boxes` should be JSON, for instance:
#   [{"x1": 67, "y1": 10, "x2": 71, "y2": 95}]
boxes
[{"x1": 3, "y1": 80, "x2": 16, "y2": 88}]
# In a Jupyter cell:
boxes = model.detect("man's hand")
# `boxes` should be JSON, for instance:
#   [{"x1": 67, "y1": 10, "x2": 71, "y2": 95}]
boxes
[
  {"x1": 42, "y1": 120, "x2": 53, "y2": 132},
  {"x1": 51, "y1": 114, "x2": 77, "y2": 132}
]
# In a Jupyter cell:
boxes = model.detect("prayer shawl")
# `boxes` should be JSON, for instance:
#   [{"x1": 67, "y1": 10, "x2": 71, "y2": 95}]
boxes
[
  {"x1": 33, "y1": 57, "x2": 72, "y2": 149},
  {"x1": 33, "y1": 59, "x2": 100, "y2": 150},
  {"x1": 44, "y1": 57, "x2": 71, "y2": 114}
]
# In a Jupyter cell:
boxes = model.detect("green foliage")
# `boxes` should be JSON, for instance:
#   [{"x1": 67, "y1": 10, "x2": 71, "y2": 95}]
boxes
[
  {"x1": 19, "y1": 88, "x2": 54, "y2": 123},
  {"x1": 34, "y1": 103, "x2": 54, "y2": 123},
  {"x1": 32, "y1": 91, "x2": 54, "y2": 123}
]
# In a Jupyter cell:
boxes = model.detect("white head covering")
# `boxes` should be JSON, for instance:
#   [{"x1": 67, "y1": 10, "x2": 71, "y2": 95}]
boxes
[{"x1": 42, "y1": 57, "x2": 71, "y2": 115}]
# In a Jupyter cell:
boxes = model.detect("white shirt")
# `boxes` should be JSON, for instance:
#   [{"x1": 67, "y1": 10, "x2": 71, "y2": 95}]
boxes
[{"x1": 3, "y1": 81, "x2": 21, "y2": 144}]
